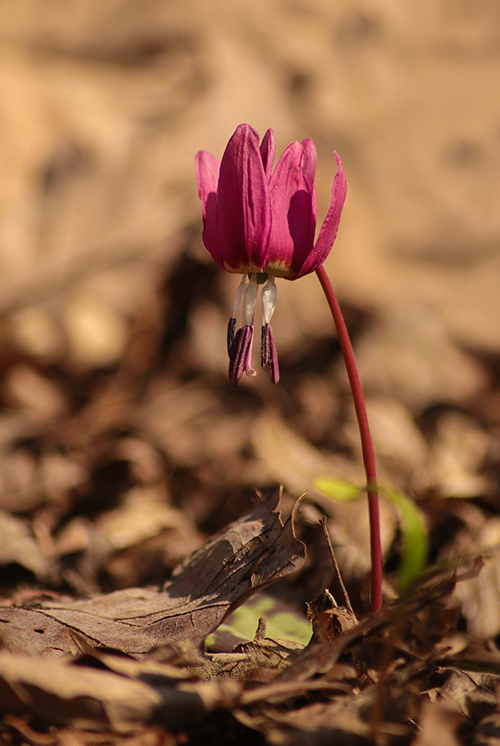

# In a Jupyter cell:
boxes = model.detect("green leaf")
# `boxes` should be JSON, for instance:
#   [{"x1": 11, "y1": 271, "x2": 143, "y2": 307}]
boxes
[
  {"x1": 206, "y1": 593, "x2": 312, "y2": 650},
  {"x1": 313, "y1": 476, "x2": 361, "y2": 502},
  {"x1": 382, "y1": 486, "x2": 428, "y2": 589},
  {"x1": 313, "y1": 476, "x2": 428, "y2": 589}
]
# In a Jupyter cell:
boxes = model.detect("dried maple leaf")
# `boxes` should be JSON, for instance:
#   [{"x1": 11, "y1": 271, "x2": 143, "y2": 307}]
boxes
[{"x1": 0, "y1": 490, "x2": 305, "y2": 658}]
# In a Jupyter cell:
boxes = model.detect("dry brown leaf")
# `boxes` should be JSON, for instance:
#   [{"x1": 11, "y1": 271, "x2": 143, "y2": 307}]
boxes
[
  {"x1": 203, "y1": 638, "x2": 303, "y2": 685},
  {"x1": 0, "y1": 511, "x2": 49, "y2": 581},
  {"x1": 0, "y1": 645, "x2": 242, "y2": 730},
  {"x1": 428, "y1": 667, "x2": 498, "y2": 722},
  {"x1": 3, "y1": 365, "x2": 67, "y2": 422},
  {"x1": 452, "y1": 518, "x2": 500, "y2": 638},
  {"x1": 0, "y1": 449, "x2": 43, "y2": 515},
  {"x1": 410, "y1": 700, "x2": 463, "y2": 746},
  {"x1": 96, "y1": 488, "x2": 194, "y2": 552},
  {"x1": 0, "y1": 652, "x2": 163, "y2": 728},
  {"x1": 426, "y1": 412, "x2": 491, "y2": 498},
  {"x1": 239, "y1": 693, "x2": 375, "y2": 744},
  {"x1": 237, "y1": 687, "x2": 411, "y2": 745},
  {"x1": 0, "y1": 491, "x2": 305, "y2": 657}
]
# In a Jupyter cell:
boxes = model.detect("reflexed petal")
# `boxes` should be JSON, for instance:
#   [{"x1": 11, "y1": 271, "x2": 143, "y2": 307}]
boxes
[
  {"x1": 217, "y1": 124, "x2": 271, "y2": 272},
  {"x1": 195, "y1": 149, "x2": 220, "y2": 199},
  {"x1": 297, "y1": 151, "x2": 347, "y2": 277},
  {"x1": 267, "y1": 139, "x2": 317, "y2": 278},
  {"x1": 195, "y1": 150, "x2": 223, "y2": 267},
  {"x1": 260, "y1": 129, "x2": 276, "y2": 179}
]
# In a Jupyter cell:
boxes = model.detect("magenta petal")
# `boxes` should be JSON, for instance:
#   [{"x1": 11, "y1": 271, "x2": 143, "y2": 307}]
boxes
[
  {"x1": 260, "y1": 129, "x2": 276, "y2": 179},
  {"x1": 298, "y1": 151, "x2": 347, "y2": 277},
  {"x1": 195, "y1": 149, "x2": 219, "y2": 199},
  {"x1": 267, "y1": 139, "x2": 317, "y2": 277},
  {"x1": 217, "y1": 124, "x2": 271, "y2": 272},
  {"x1": 195, "y1": 150, "x2": 224, "y2": 268}
]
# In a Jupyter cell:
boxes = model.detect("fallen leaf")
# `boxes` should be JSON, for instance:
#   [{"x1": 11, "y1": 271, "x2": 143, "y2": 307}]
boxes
[
  {"x1": 0, "y1": 650, "x2": 241, "y2": 730},
  {"x1": 237, "y1": 688, "x2": 409, "y2": 745},
  {"x1": 427, "y1": 412, "x2": 491, "y2": 498},
  {"x1": 0, "y1": 491, "x2": 305, "y2": 657},
  {"x1": 452, "y1": 518, "x2": 500, "y2": 637},
  {"x1": 96, "y1": 487, "x2": 195, "y2": 552},
  {"x1": 0, "y1": 652, "x2": 163, "y2": 728},
  {"x1": 411, "y1": 700, "x2": 464, "y2": 746},
  {"x1": 0, "y1": 511, "x2": 49, "y2": 581}
]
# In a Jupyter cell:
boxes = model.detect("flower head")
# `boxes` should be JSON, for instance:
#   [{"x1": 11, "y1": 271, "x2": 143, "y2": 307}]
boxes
[{"x1": 195, "y1": 124, "x2": 347, "y2": 387}]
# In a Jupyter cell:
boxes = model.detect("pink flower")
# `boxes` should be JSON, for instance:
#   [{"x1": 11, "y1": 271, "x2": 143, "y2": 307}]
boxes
[{"x1": 195, "y1": 123, "x2": 347, "y2": 388}]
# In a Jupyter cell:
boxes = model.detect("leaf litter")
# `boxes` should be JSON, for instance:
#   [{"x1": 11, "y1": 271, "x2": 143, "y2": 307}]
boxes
[
  {"x1": 0, "y1": 500, "x2": 496, "y2": 746},
  {"x1": 0, "y1": 491, "x2": 305, "y2": 658},
  {"x1": 0, "y1": 2, "x2": 500, "y2": 744}
]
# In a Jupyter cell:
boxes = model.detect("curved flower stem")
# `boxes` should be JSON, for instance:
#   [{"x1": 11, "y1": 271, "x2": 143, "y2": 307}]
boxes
[{"x1": 316, "y1": 265, "x2": 382, "y2": 612}]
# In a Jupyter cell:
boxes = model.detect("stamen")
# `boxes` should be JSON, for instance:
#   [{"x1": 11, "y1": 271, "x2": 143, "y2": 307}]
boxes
[
  {"x1": 261, "y1": 323, "x2": 280, "y2": 384},
  {"x1": 242, "y1": 274, "x2": 259, "y2": 326},
  {"x1": 227, "y1": 317, "x2": 237, "y2": 359},
  {"x1": 232, "y1": 275, "x2": 248, "y2": 317},
  {"x1": 261, "y1": 324, "x2": 269, "y2": 367},
  {"x1": 261, "y1": 276, "x2": 277, "y2": 325},
  {"x1": 245, "y1": 324, "x2": 256, "y2": 378},
  {"x1": 228, "y1": 325, "x2": 254, "y2": 389}
]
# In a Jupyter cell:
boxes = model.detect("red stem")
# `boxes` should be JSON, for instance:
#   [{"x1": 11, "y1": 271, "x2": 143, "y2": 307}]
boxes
[{"x1": 316, "y1": 265, "x2": 382, "y2": 612}]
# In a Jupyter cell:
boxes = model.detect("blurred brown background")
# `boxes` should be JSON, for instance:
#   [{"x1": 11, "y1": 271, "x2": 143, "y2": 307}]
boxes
[
  {"x1": 1, "y1": 0, "x2": 499, "y2": 357},
  {"x1": 0, "y1": 0, "x2": 499, "y2": 631}
]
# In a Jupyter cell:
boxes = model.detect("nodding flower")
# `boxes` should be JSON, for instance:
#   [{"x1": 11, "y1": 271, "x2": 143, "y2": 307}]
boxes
[{"x1": 195, "y1": 123, "x2": 347, "y2": 388}]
